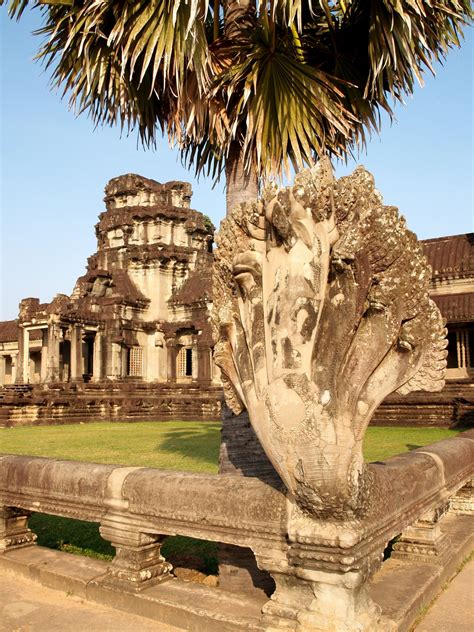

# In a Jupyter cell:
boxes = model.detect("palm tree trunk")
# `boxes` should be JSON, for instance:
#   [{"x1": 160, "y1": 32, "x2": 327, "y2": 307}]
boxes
[
  {"x1": 225, "y1": 141, "x2": 258, "y2": 214},
  {"x1": 223, "y1": 0, "x2": 258, "y2": 215}
]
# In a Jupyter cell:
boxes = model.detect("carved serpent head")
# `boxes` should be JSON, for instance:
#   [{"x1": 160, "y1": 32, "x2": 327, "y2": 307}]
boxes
[{"x1": 213, "y1": 160, "x2": 447, "y2": 518}]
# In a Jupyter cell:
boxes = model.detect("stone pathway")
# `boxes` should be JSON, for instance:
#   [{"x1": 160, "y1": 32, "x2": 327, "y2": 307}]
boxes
[
  {"x1": 0, "y1": 570, "x2": 179, "y2": 632},
  {"x1": 1, "y1": 559, "x2": 473, "y2": 631},
  {"x1": 413, "y1": 557, "x2": 474, "y2": 632}
]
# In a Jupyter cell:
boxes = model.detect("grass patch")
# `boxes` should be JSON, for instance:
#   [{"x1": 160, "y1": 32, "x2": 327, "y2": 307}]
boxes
[
  {"x1": 363, "y1": 426, "x2": 460, "y2": 462},
  {"x1": 0, "y1": 421, "x2": 220, "y2": 472},
  {"x1": 1, "y1": 421, "x2": 461, "y2": 570},
  {"x1": 1, "y1": 421, "x2": 460, "y2": 468},
  {"x1": 29, "y1": 514, "x2": 114, "y2": 561}
]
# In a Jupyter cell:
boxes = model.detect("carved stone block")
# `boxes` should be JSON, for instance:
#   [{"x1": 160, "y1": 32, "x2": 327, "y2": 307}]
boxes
[
  {"x1": 392, "y1": 505, "x2": 451, "y2": 563},
  {"x1": 99, "y1": 512, "x2": 172, "y2": 591},
  {"x1": 0, "y1": 507, "x2": 37, "y2": 553},
  {"x1": 213, "y1": 160, "x2": 447, "y2": 519},
  {"x1": 258, "y1": 563, "x2": 385, "y2": 632},
  {"x1": 450, "y1": 477, "x2": 474, "y2": 514}
]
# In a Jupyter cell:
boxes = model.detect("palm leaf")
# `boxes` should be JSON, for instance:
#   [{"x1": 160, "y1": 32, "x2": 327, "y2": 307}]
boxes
[{"x1": 2, "y1": 0, "x2": 472, "y2": 182}]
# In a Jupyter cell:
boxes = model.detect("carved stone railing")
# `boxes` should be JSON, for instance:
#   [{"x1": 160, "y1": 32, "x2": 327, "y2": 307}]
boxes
[{"x1": 1, "y1": 430, "x2": 473, "y2": 630}]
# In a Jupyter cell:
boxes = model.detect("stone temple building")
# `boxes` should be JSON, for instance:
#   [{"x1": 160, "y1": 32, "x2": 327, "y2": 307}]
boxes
[
  {"x1": 0, "y1": 174, "x2": 472, "y2": 427},
  {"x1": 0, "y1": 174, "x2": 221, "y2": 424},
  {"x1": 372, "y1": 232, "x2": 474, "y2": 426}
]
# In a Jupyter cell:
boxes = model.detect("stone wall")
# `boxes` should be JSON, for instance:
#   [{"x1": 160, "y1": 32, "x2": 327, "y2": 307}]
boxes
[
  {"x1": 1, "y1": 432, "x2": 473, "y2": 631},
  {"x1": 373, "y1": 380, "x2": 474, "y2": 427},
  {"x1": 0, "y1": 382, "x2": 221, "y2": 427}
]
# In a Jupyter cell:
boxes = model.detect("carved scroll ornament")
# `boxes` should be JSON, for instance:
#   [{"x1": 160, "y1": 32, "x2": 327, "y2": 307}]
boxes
[{"x1": 212, "y1": 160, "x2": 447, "y2": 518}]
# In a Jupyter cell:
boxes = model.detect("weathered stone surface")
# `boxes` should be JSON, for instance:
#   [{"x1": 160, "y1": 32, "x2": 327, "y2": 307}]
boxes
[
  {"x1": 450, "y1": 476, "x2": 474, "y2": 514},
  {"x1": 0, "y1": 507, "x2": 37, "y2": 553},
  {"x1": 0, "y1": 455, "x2": 115, "y2": 522},
  {"x1": 213, "y1": 161, "x2": 448, "y2": 519},
  {"x1": 1, "y1": 431, "x2": 473, "y2": 631},
  {"x1": 0, "y1": 381, "x2": 222, "y2": 427}
]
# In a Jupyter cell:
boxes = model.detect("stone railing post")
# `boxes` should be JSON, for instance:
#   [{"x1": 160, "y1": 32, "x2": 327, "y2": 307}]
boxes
[
  {"x1": 392, "y1": 503, "x2": 450, "y2": 563},
  {"x1": 251, "y1": 500, "x2": 391, "y2": 632},
  {"x1": 0, "y1": 507, "x2": 37, "y2": 553},
  {"x1": 98, "y1": 466, "x2": 172, "y2": 591},
  {"x1": 99, "y1": 513, "x2": 172, "y2": 591},
  {"x1": 450, "y1": 477, "x2": 474, "y2": 514},
  {"x1": 255, "y1": 540, "x2": 386, "y2": 632}
]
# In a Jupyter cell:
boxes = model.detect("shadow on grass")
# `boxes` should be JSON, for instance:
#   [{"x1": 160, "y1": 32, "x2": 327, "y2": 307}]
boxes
[
  {"x1": 155, "y1": 424, "x2": 221, "y2": 470},
  {"x1": 406, "y1": 444, "x2": 422, "y2": 451}
]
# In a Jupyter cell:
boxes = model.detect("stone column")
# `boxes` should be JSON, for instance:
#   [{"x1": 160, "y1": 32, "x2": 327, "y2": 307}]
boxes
[
  {"x1": 70, "y1": 325, "x2": 84, "y2": 382},
  {"x1": 40, "y1": 328, "x2": 48, "y2": 382},
  {"x1": 197, "y1": 347, "x2": 212, "y2": 384},
  {"x1": 106, "y1": 342, "x2": 122, "y2": 379},
  {"x1": 46, "y1": 324, "x2": 61, "y2": 383},
  {"x1": 166, "y1": 341, "x2": 177, "y2": 383},
  {"x1": 0, "y1": 355, "x2": 5, "y2": 385},
  {"x1": 15, "y1": 327, "x2": 30, "y2": 384},
  {"x1": 11, "y1": 354, "x2": 17, "y2": 384},
  {"x1": 392, "y1": 503, "x2": 450, "y2": 564},
  {"x1": 191, "y1": 345, "x2": 198, "y2": 380},
  {"x1": 92, "y1": 333, "x2": 103, "y2": 381}
]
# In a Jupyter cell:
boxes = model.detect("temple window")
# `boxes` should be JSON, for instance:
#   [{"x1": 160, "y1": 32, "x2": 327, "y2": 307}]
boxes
[
  {"x1": 446, "y1": 327, "x2": 474, "y2": 375},
  {"x1": 127, "y1": 346, "x2": 143, "y2": 377},
  {"x1": 177, "y1": 346, "x2": 194, "y2": 378}
]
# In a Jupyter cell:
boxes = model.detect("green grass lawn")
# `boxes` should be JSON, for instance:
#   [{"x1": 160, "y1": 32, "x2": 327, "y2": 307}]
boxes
[
  {"x1": 0, "y1": 421, "x2": 459, "y2": 468},
  {"x1": 0, "y1": 421, "x2": 221, "y2": 472},
  {"x1": 0, "y1": 421, "x2": 461, "y2": 573}
]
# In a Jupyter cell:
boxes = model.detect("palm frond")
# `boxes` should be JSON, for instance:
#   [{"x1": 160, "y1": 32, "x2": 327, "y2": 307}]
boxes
[{"x1": 3, "y1": 0, "x2": 472, "y2": 183}]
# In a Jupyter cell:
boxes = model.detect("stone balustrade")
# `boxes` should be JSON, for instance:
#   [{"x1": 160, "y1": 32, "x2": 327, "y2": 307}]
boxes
[{"x1": 1, "y1": 430, "x2": 473, "y2": 630}]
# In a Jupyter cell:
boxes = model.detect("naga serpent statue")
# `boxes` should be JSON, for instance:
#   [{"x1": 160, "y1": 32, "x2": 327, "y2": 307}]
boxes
[{"x1": 212, "y1": 160, "x2": 447, "y2": 519}]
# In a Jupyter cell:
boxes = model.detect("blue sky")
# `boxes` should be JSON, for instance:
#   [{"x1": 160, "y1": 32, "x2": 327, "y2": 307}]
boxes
[{"x1": 1, "y1": 9, "x2": 472, "y2": 321}]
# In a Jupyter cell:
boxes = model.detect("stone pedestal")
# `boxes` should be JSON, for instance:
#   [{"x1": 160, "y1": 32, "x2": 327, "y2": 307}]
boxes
[
  {"x1": 0, "y1": 507, "x2": 37, "y2": 553},
  {"x1": 392, "y1": 504, "x2": 450, "y2": 564},
  {"x1": 99, "y1": 513, "x2": 172, "y2": 591},
  {"x1": 257, "y1": 558, "x2": 384, "y2": 632}
]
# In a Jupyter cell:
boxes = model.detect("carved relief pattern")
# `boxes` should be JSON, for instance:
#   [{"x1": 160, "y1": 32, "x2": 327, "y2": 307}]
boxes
[
  {"x1": 0, "y1": 507, "x2": 37, "y2": 552},
  {"x1": 213, "y1": 160, "x2": 447, "y2": 518}
]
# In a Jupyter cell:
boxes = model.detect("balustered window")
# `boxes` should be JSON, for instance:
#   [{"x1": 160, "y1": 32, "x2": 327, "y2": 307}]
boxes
[
  {"x1": 127, "y1": 346, "x2": 143, "y2": 377},
  {"x1": 177, "y1": 346, "x2": 194, "y2": 378},
  {"x1": 446, "y1": 328, "x2": 473, "y2": 373}
]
